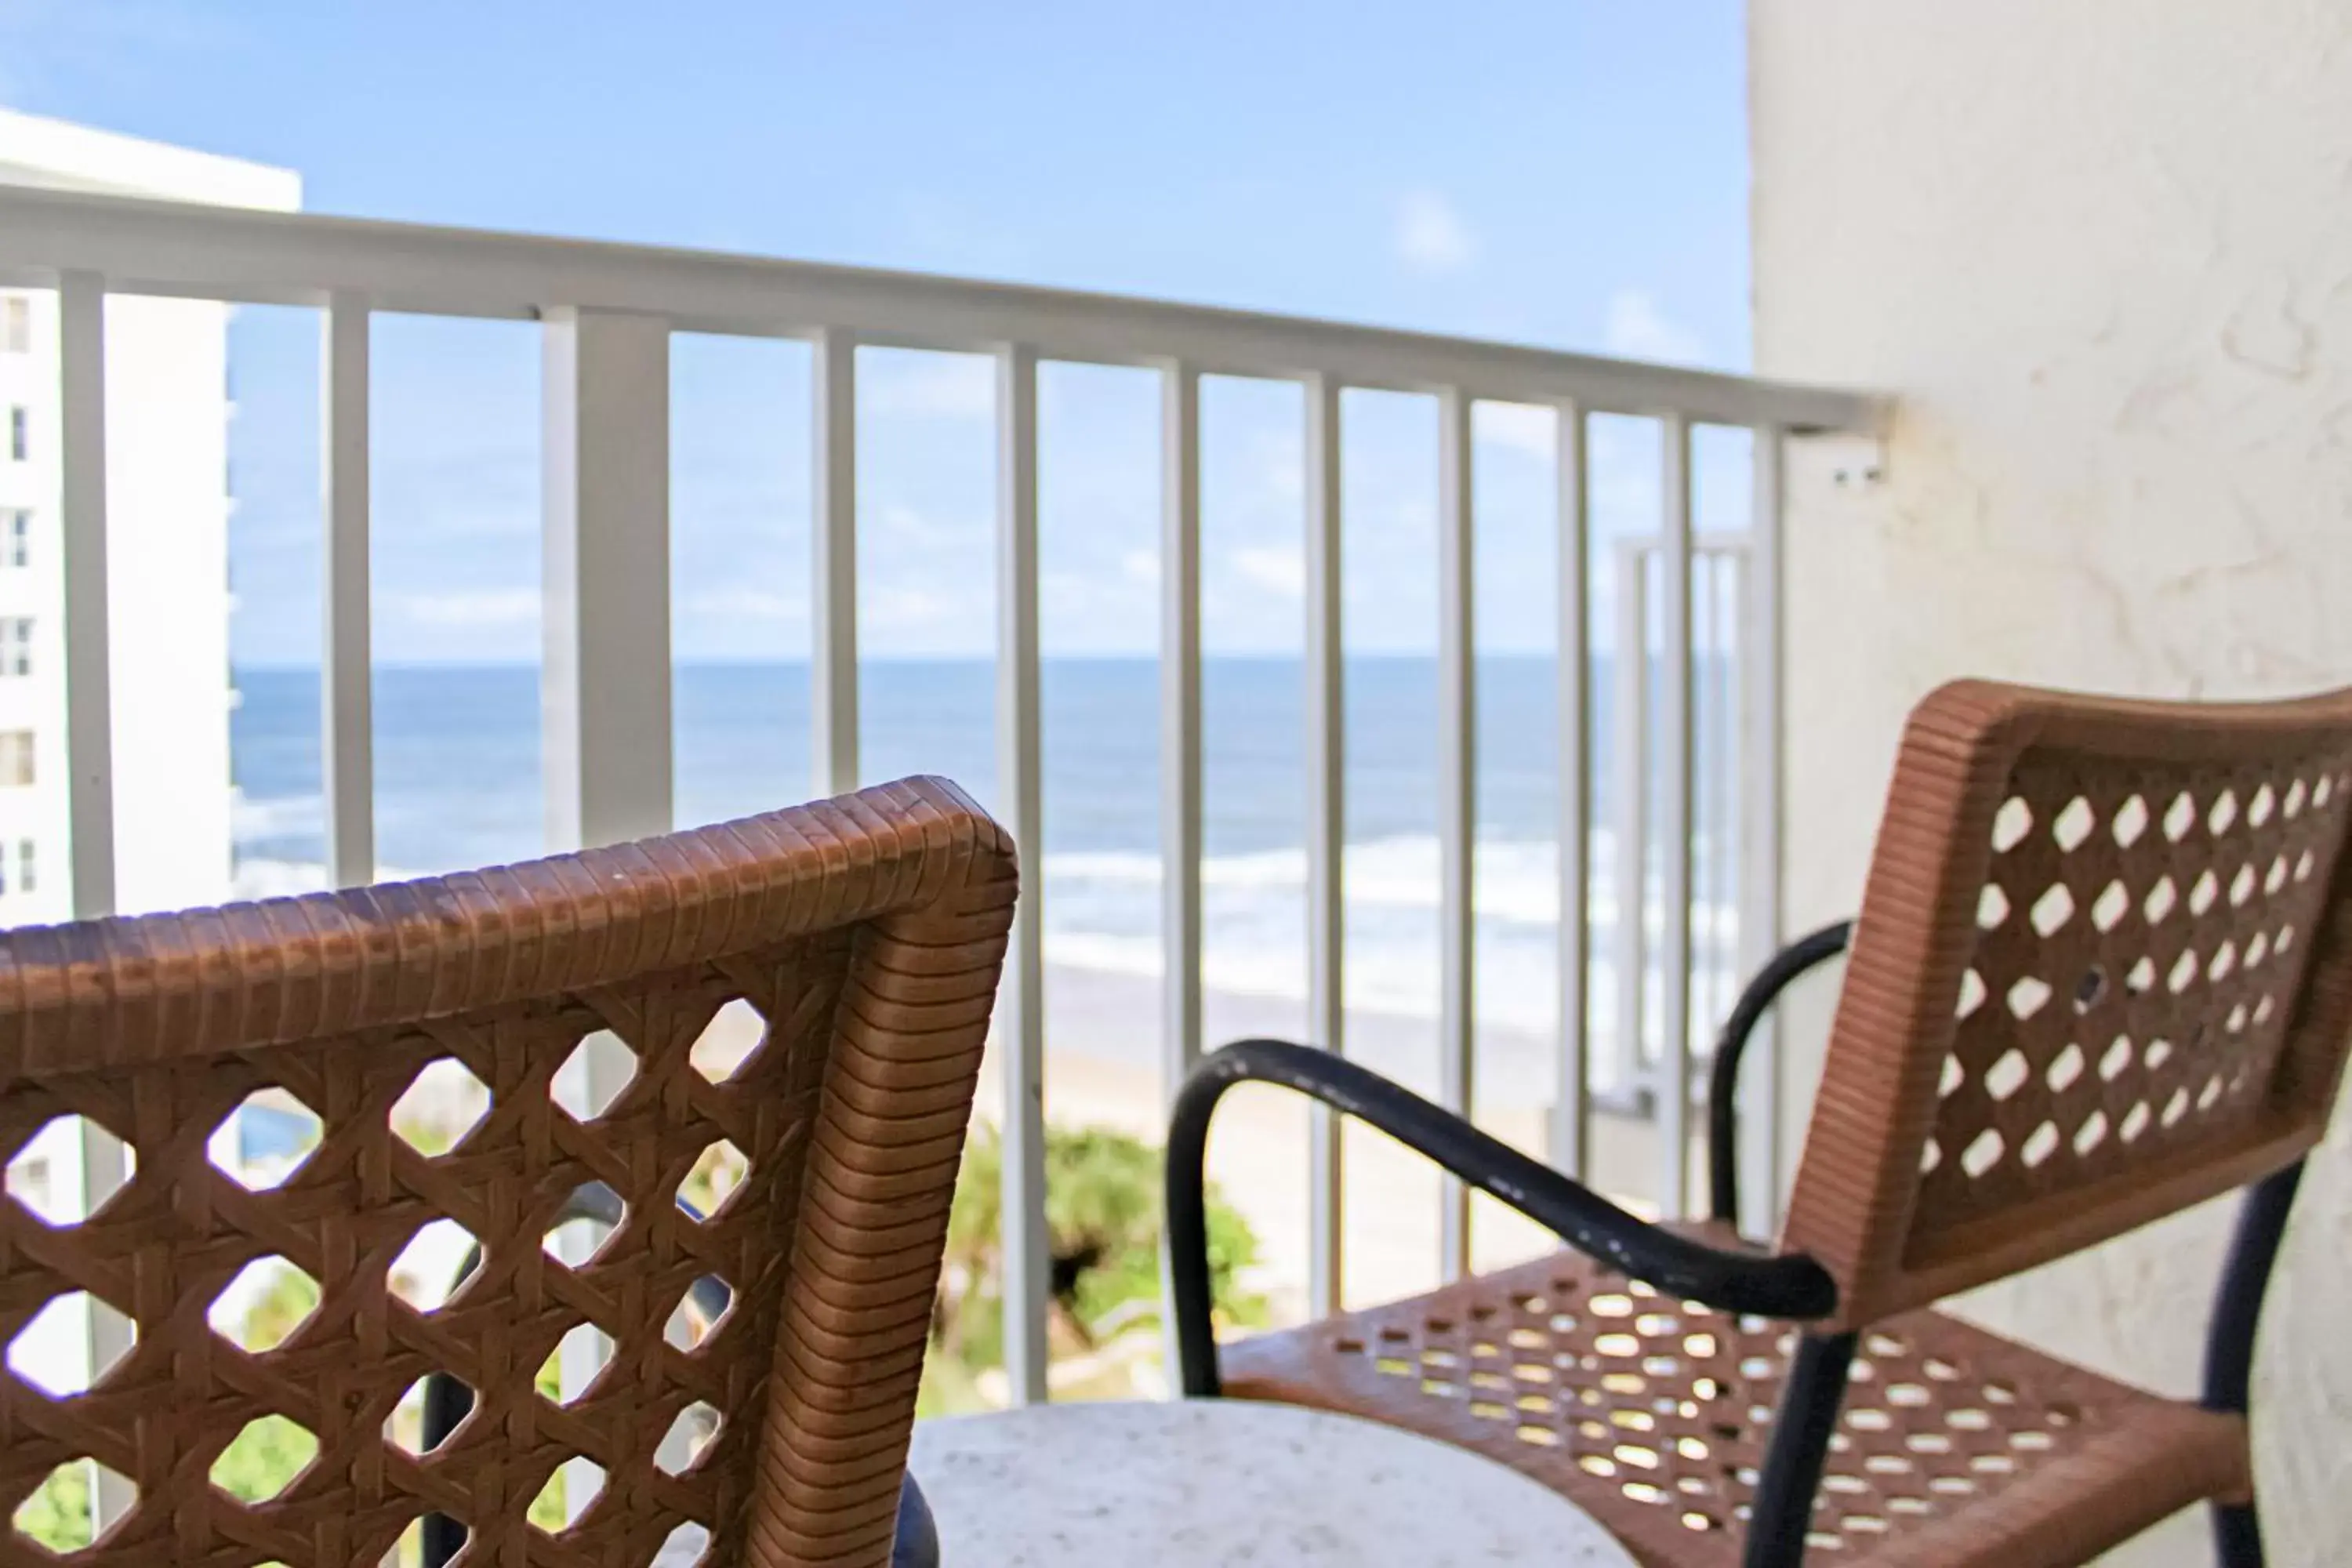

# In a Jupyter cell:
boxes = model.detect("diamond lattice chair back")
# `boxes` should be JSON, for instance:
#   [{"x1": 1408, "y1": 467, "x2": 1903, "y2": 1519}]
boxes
[
  {"x1": 0, "y1": 779, "x2": 1014, "y2": 1568},
  {"x1": 1784, "y1": 684, "x2": 2352, "y2": 1323},
  {"x1": 1169, "y1": 681, "x2": 2352, "y2": 1567}
]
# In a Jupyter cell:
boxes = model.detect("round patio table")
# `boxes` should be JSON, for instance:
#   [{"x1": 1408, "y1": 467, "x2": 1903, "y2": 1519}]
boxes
[{"x1": 906, "y1": 1397, "x2": 1639, "y2": 1566}]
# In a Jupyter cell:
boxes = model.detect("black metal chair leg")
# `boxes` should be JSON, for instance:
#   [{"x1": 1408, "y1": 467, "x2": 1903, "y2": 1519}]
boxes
[
  {"x1": 1744, "y1": 1331, "x2": 1856, "y2": 1568},
  {"x1": 2212, "y1": 1500, "x2": 2263, "y2": 1567},
  {"x1": 2197, "y1": 1158, "x2": 2303, "y2": 1568}
]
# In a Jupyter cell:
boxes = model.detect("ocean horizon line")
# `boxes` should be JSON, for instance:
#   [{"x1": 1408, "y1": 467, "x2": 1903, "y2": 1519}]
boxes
[{"x1": 231, "y1": 650, "x2": 1592, "y2": 675}]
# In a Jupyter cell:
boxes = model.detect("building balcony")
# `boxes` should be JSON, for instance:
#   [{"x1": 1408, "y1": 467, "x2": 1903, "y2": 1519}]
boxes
[
  {"x1": 0, "y1": 174, "x2": 1878, "y2": 1395},
  {"x1": 5, "y1": 80, "x2": 2345, "y2": 1556}
]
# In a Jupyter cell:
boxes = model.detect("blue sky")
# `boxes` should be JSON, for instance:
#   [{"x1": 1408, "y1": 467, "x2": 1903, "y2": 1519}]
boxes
[{"x1": 0, "y1": 0, "x2": 1755, "y2": 665}]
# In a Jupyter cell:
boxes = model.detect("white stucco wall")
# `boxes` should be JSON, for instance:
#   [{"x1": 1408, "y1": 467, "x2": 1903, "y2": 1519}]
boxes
[{"x1": 1752, "y1": 2, "x2": 2352, "y2": 1562}]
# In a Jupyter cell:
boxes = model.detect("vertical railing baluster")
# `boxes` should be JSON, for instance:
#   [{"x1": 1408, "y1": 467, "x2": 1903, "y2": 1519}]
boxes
[
  {"x1": 1737, "y1": 427, "x2": 1787, "y2": 1234},
  {"x1": 1157, "y1": 362, "x2": 1206, "y2": 1382},
  {"x1": 1696, "y1": 549, "x2": 1719, "y2": 1069},
  {"x1": 1610, "y1": 538, "x2": 1649, "y2": 1111},
  {"x1": 543, "y1": 307, "x2": 674, "y2": 851},
  {"x1": 322, "y1": 296, "x2": 374, "y2": 887},
  {"x1": 1551, "y1": 402, "x2": 1592, "y2": 1181},
  {"x1": 1657, "y1": 414, "x2": 1696, "y2": 1218},
  {"x1": 812, "y1": 329, "x2": 859, "y2": 797},
  {"x1": 1715, "y1": 552, "x2": 1736, "y2": 1046},
  {"x1": 60, "y1": 274, "x2": 113, "y2": 921},
  {"x1": 1436, "y1": 387, "x2": 1475, "y2": 1279},
  {"x1": 996, "y1": 343, "x2": 1050, "y2": 1406},
  {"x1": 1304, "y1": 374, "x2": 1345, "y2": 1316},
  {"x1": 59, "y1": 270, "x2": 132, "y2": 1534},
  {"x1": 1713, "y1": 545, "x2": 1739, "y2": 1052},
  {"x1": 1160, "y1": 364, "x2": 1203, "y2": 1098}
]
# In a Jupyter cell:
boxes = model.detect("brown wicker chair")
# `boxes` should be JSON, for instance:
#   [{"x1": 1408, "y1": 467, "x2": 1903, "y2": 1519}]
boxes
[
  {"x1": 0, "y1": 777, "x2": 1014, "y2": 1568},
  {"x1": 1169, "y1": 681, "x2": 2352, "y2": 1568}
]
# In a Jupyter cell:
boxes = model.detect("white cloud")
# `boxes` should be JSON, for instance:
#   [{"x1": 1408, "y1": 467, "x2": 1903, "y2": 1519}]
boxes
[
  {"x1": 1477, "y1": 401, "x2": 1559, "y2": 459},
  {"x1": 1394, "y1": 190, "x2": 1477, "y2": 274},
  {"x1": 1040, "y1": 567, "x2": 1158, "y2": 654},
  {"x1": 688, "y1": 587, "x2": 797, "y2": 621},
  {"x1": 1250, "y1": 431, "x2": 1305, "y2": 506},
  {"x1": 393, "y1": 589, "x2": 539, "y2": 628},
  {"x1": 1603, "y1": 289, "x2": 1708, "y2": 366},
  {"x1": 1231, "y1": 546, "x2": 1305, "y2": 597},
  {"x1": 1120, "y1": 549, "x2": 1160, "y2": 584},
  {"x1": 863, "y1": 354, "x2": 995, "y2": 418},
  {"x1": 877, "y1": 503, "x2": 964, "y2": 544},
  {"x1": 865, "y1": 586, "x2": 960, "y2": 633}
]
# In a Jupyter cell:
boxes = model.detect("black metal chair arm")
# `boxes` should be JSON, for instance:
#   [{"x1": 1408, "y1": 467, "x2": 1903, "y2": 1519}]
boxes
[
  {"x1": 1165, "y1": 1036, "x2": 1838, "y2": 1399},
  {"x1": 1707, "y1": 920, "x2": 1853, "y2": 1225}
]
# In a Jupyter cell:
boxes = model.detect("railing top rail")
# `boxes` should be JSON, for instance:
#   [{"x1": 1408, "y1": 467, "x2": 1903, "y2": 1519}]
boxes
[{"x1": 0, "y1": 186, "x2": 1882, "y2": 431}]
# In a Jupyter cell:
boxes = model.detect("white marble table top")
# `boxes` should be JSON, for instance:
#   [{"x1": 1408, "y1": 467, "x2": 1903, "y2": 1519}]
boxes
[{"x1": 907, "y1": 1398, "x2": 1639, "y2": 1567}]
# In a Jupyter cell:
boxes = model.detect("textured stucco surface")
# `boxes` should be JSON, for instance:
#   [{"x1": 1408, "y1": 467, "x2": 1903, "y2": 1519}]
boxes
[{"x1": 1751, "y1": 2, "x2": 2352, "y2": 1562}]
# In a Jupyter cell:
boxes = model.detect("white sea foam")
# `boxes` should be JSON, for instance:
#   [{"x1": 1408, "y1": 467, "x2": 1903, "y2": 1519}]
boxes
[
  {"x1": 231, "y1": 792, "x2": 326, "y2": 841},
  {"x1": 1039, "y1": 833, "x2": 1743, "y2": 1056},
  {"x1": 1043, "y1": 837, "x2": 1591, "y2": 924}
]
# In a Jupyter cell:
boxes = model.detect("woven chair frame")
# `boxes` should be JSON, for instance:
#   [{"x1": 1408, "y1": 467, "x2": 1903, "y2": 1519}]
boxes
[
  {"x1": 1783, "y1": 681, "x2": 2352, "y2": 1327},
  {"x1": 1184, "y1": 679, "x2": 2352, "y2": 1566},
  {"x1": 0, "y1": 777, "x2": 1014, "y2": 1568}
]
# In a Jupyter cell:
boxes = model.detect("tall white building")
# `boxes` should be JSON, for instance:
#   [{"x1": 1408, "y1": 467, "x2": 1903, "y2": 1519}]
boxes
[
  {"x1": 0, "y1": 109, "x2": 299, "y2": 927},
  {"x1": 0, "y1": 113, "x2": 299, "y2": 1418}
]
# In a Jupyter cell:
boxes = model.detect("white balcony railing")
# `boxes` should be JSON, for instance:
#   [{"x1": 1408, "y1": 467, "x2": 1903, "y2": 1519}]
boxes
[{"x1": 0, "y1": 185, "x2": 1882, "y2": 1410}]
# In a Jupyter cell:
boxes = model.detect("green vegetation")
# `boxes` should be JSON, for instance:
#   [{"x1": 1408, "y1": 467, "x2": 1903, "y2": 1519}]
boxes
[
  {"x1": 392, "y1": 1112, "x2": 455, "y2": 1159},
  {"x1": 209, "y1": 1414, "x2": 318, "y2": 1505},
  {"x1": 528, "y1": 1341, "x2": 571, "y2": 1532},
  {"x1": 670, "y1": 1117, "x2": 1269, "y2": 1413},
  {"x1": 235, "y1": 1265, "x2": 320, "y2": 1360},
  {"x1": 11, "y1": 1461, "x2": 91, "y2": 1552},
  {"x1": 923, "y1": 1122, "x2": 1269, "y2": 1413}
]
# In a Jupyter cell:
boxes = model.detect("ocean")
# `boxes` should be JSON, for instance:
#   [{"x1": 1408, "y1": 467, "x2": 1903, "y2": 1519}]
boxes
[{"x1": 230, "y1": 657, "x2": 1745, "y2": 1091}]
